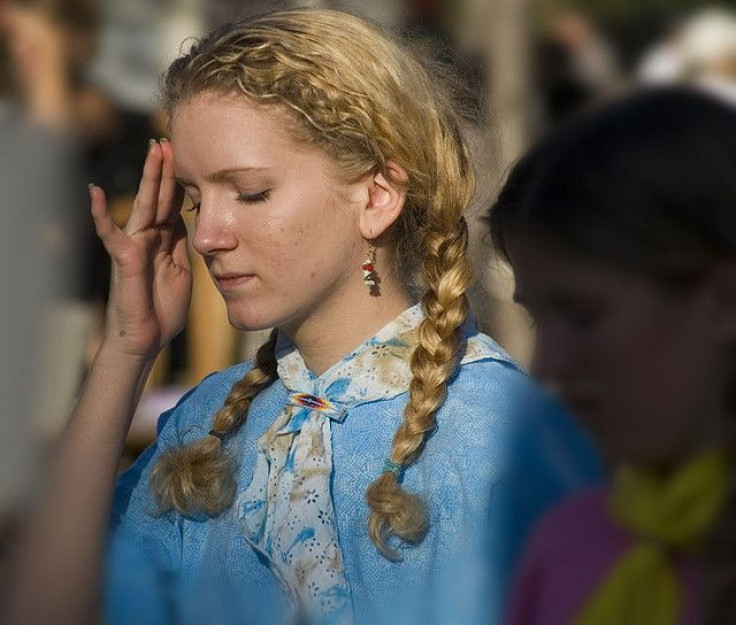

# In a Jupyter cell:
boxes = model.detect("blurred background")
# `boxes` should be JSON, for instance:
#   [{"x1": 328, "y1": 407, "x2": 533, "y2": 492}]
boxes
[{"x1": 2, "y1": 0, "x2": 736, "y2": 592}]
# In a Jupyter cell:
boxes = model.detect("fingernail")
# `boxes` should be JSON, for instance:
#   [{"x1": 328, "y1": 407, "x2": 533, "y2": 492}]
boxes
[
  {"x1": 159, "y1": 137, "x2": 169, "y2": 143},
  {"x1": 88, "y1": 182, "x2": 95, "y2": 190},
  {"x1": 148, "y1": 138, "x2": 157, "y2": 152}
]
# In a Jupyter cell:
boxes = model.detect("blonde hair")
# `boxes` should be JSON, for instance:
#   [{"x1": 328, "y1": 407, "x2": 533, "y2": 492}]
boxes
[{"x1": 151, "y1": 9, "x2": 475, "y2": 558}]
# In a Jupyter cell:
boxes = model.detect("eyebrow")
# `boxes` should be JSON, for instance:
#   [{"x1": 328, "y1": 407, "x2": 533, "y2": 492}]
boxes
[{"x1": 175, "y1": 166, "x2": 269, "y2": 187}]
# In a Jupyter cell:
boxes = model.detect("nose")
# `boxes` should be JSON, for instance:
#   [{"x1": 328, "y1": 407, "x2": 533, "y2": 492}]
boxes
[{"x1": 191, "y1": 198, "x2": 238, "y2": 256}]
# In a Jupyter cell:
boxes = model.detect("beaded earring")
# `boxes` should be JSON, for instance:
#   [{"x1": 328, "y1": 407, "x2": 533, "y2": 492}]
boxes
[{"x1": 361, "y1": 244, "x2": 378, "y2": 292}]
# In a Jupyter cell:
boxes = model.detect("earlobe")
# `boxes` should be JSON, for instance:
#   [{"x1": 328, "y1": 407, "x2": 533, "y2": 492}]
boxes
[{"x1": 359, "y1": 161, "x2": 407, "y2": 240}]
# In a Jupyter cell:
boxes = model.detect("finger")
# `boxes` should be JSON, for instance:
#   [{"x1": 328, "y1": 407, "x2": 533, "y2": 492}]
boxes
[
  {"x1": 89, "y1": 184, "x2": 127, "y2": 257},
  {"x1": 170, "y1": 216, "x2": 191, "y2": 271},
  {"x1": 126, "y1": 140, "x2": 163, "y2": 234},
  {"x1": 156, "y1": 139, "x2": 185, "y2": 225}
]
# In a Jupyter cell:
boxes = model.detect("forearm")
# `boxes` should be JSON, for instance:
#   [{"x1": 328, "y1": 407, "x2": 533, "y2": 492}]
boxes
[{"x1": 5, "y1": 344, "x2": 155, "y2": 625}]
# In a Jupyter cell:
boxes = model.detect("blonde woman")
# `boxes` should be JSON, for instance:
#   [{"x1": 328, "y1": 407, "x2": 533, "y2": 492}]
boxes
[{"x1": 6, "y1": 10, "x2": 600, "y2": 625}]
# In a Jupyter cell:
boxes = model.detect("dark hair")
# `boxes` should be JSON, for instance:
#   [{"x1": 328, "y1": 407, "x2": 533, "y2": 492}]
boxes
[
  {"x1": 488, "y1": 86, "x2": 736, "y2": 624},
  {"x1": 489, "y1": 87, "x2": 736, "y2": 278}
]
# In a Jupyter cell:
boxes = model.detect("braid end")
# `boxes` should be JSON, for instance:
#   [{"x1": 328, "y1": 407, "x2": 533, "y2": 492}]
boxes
[
  {"x1": 149, "y1": 435, "x2": 238, "y2": 517},
  {"x1": 366, "y1": 471, "x2": 428, "y2": 560}
]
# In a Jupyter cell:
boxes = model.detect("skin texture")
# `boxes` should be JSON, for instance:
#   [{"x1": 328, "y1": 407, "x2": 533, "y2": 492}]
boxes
[
  {"x1": 173, "y1": 93, "x2": 366, "y2": 333},
  {"x1": 172, "y1": 92, "x2": 412, "y2": 374},
  {"x1": 507, "y1": 233, "x2": 734, "y2": 470}
]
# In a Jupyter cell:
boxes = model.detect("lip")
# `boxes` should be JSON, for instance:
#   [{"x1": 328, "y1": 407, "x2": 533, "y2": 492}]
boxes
[{"x1": 212, "y1": 272, "x2": 255, "y2": 291}]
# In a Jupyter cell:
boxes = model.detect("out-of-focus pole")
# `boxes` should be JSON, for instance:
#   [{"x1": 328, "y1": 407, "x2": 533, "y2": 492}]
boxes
[
  {"x1": 461, "y1": 0, "x2": 536, "y2": 365},
  {"x1": 486, "y1": 0, "x2": 534, "y2": 166}
]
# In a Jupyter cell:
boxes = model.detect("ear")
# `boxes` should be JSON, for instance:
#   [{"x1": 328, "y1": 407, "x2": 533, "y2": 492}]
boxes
[
  {"x1": 358, "y1": 161, "x2": 407, "y2": 240},
  {"x1": 708, "y1": 260, "x2": 736, "y2": 341}
]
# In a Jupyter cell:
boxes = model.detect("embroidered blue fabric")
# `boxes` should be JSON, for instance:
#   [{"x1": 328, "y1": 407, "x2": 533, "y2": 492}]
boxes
[{"x1": 105, "y1": 309, "x2": 602, "y2": 625}]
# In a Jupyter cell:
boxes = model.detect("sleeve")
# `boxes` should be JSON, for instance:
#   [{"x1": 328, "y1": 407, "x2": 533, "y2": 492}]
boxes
[
  {"x1": 503, "y1": 536, "x2": 545, "y2": 625},
  {"x1": 425, "y1": 362, "x2": 603, "y2": 625},
  {"x1": 104, "y1": 386, "x2": 199, "y2": 625}
]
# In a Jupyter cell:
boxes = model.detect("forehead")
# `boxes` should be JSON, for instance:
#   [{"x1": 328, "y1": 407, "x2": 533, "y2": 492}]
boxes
[
  {"x1": 170, "y1": 93, "x2": 316, "y2": 178},
  {"x1": 507, "y1": 234, "x2": 644, "y2": 303},
  {"x1": 171, "y1": 93, "x2": 292, "y2": 148}
]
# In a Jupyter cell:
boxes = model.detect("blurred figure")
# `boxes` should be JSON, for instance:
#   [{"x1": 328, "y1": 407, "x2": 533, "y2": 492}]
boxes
[
  {"x1": 1, "y1": 0, "x2": 98, "y2": 128},
  {"x1": 638, "y1": 7, "x2": 736, "y2": 105},
  {"x1": 0, "y1": 0, "x2": 85, "y2": 597},
  {"x1": 489, "y1": 89, "x2": 736, "y2": 624},
  {"x1": 535, "y1": 10, "x2": 623, "y2": 129},
  {"x1": 3, "y1": 0, "x2": 160, "y2": 312},
  {"x1": 2, "y1": 0, "x2": 166, "y2": 396}
]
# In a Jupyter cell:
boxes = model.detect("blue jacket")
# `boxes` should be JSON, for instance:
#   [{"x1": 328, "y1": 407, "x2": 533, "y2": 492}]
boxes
[{"x1": 106, "y1": 332, "x2": 601, "y2": 624}]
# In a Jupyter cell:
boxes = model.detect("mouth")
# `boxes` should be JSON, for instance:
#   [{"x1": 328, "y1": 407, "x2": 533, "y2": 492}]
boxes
[{"x1": 212, "y1": 272, "x2": 255, "y2": 291}]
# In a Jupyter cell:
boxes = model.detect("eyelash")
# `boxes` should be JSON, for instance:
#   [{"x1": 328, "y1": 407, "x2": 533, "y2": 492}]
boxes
[
  {"x1": 184, "y1": 189, "x2": 271, "y2": 213},
  {"x1": 237, "y1": 189, "x2": 271, "y2": 204}
]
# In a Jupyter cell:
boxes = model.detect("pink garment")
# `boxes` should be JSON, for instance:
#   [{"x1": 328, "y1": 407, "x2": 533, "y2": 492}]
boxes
[{"x1": 505, "y1": 486, "x2": 702, "y2": 625}]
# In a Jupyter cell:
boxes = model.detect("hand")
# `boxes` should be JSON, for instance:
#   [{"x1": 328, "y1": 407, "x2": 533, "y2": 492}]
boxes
[{"x1": 90, "y1": 139, "x2": 191, "y2": 360}]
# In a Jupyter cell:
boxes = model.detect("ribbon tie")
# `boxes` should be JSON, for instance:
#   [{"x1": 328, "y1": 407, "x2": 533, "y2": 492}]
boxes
[{"x1": 574, "y1": 449, "x2": 730, "y2": 625}]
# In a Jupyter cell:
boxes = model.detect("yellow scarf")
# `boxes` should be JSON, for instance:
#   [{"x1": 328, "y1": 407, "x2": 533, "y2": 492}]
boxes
[{"x1": 574, "y1": 450, "x2": 730, "y2": 625}]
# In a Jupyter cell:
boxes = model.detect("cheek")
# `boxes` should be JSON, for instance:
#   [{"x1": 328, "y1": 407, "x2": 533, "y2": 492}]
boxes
[
  {"x1": 258, "y1": 215, "x2": 334, "y2": 288},
  {"x1": 603, "y1": 307, "x2": 703, "y2": 412}
]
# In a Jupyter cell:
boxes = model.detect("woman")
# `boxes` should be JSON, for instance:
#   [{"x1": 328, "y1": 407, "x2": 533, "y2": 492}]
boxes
[
  {"x1": 489, "y1": 88, "x2": 736, "y2": 624},
  {"x1": 6, "y1": 9, "x2": 600, "y2": 625}
]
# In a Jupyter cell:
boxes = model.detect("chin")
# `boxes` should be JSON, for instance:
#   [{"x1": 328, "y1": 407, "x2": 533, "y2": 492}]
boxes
[{"x1": 227, "y1": 309, "x2": 275, "y2": 333}]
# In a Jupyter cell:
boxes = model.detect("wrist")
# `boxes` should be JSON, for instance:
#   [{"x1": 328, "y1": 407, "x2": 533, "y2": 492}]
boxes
[{"x1": 95, "y1": 338, "x2": 159, "y2": 371}]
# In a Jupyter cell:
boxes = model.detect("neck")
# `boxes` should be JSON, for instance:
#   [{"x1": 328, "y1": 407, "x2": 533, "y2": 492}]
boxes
[{"x1": 284, "y1": 285, "x2": 413, "y2": 376}]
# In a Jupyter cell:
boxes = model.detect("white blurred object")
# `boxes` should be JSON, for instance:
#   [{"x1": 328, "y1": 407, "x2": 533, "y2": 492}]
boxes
[
  {"x1": 0, "y1": 115, "x2": 81, "y2": 510},
  {"x1": 637, "y1": 7, "x2": 736, "y2": 106},
  {"x1": 90, "y1": 0, "x2": 204, "y2": 112},
  {"x1": 160, "y1": 0, "x2": 205, "y2": 68},
  {"x1": 637, "y1": 42, "x2": 686, "y2": 84},
  {"x1": 35, "y1": 302, "x2": 95, "y2": 437},
  {"x1": 638, "y1": 7, "x2": 736, "y2": 83},
  {"x1": 680, "y1": 7, "x2": 736, "y2": 69}
]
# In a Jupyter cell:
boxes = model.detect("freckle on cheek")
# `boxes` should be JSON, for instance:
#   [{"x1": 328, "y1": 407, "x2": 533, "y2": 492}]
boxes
[{"x1": 310, "y1": 271, "x2": 317, "y2": 279}]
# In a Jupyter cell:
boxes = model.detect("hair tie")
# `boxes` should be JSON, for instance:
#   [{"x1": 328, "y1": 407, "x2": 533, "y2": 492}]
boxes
[
  {"x1": 383, "y1": 459, "x2": 404, "y2": 480},
  {"x1": 208, "y1": 429, "x2": 224, "y2": 441}
]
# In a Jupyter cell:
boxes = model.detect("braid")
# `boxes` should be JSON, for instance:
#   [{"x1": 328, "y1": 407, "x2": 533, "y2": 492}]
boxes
[
  {"x1": 160, "y1": 8, "x2": 477, "y2": 558},
  {"x1": 149, "y1": 329, "x2": 279, "y2": 516},
  {"x1": 366, "y1": 217, "x2": 472, "y2": 558}
]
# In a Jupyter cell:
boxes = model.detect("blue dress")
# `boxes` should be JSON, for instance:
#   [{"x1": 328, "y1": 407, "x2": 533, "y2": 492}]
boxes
[{"x1": 105, "y1": 306, "x2": 601, "y2": 624}]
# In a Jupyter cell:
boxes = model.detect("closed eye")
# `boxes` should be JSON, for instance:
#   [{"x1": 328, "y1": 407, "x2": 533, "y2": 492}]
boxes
[{"x1": 237, "y1": 189, "x2": 271, "y2": 204}]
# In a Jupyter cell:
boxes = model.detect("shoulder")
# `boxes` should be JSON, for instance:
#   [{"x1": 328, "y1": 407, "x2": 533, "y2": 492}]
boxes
[
  {"x1": 444, "y1": 331, "x2": 567, "y2": 440},
  {"x1": 433, "y1": 330, "x2": 602, "y2": 486}
]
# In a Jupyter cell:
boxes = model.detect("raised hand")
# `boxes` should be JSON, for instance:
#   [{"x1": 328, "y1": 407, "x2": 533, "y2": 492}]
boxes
[{"x1": 90, "y1": 139, "x2": 191, "y2": 361}]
